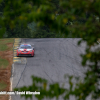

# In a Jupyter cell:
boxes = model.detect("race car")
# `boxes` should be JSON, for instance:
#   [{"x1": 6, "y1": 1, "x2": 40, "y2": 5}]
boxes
[{"x1": 17, "y1": 44, "x2": 35, "y2": 57}]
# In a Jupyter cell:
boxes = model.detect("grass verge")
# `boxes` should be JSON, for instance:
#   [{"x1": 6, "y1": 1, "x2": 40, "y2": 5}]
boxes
[
  {"x1": 0, "y1": 57, "x2": 9, "y2": 68},
  {"x1": 0, "y1": 38, "x2": 14, "y2": 100},
  {"x1": 0, "y1": 81, "x2": 7, "y2": 91}
]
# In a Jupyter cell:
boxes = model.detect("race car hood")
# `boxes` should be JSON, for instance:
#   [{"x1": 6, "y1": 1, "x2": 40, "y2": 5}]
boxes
[{"x1": 19, "y1": 49, "x2": 32, "y2": 51}]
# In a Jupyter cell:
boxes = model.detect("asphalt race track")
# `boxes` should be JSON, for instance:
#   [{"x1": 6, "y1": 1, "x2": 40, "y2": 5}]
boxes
[{"x1": 12, "y1": 38, "x2": 88, "y2": 100}]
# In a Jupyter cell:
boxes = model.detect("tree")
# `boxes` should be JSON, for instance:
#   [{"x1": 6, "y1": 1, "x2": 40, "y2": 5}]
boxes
[
  {"x1": 29, "y1": 24, "x2": 64, "y2": 38},
  {"x1": 0, "y1": 0, "x2": 100, "y2": 99},
  {"x1": 4, "y1": 23, "x2": 32, "y2": 38}
]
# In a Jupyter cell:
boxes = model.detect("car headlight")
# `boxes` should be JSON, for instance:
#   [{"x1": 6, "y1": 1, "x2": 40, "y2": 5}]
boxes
[
  {"x1": 30, "y1": 50, "x2": 32, "y2": 52},
  {"x1": 18, "y1": 50, "x2": 20, "y2": 52}
]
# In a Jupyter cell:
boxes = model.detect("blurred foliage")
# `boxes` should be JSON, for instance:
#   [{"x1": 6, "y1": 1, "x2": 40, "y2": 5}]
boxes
[
  {"x1": 4, "y1": 21, "x2": 64, "y2": 38},
  {"x1": 4, "y1": 22, "x2": 32, "y2": 38},
  {"x1": 0, "y1": 0, "x2": 100, "y2": 99},
  {"x1": 30, "y1": 24, "x2": 65, "y2": 38}
]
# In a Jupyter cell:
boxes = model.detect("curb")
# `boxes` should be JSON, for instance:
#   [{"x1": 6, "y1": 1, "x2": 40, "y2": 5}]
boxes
[
  {"x1": 9, "y1": 38, "x2": 22, "y2": 100},
  {"x1": 9, "y1": 64, "x2": 14, "y2": 100},
  {"x1": 13, "y1": 38, "x2": 22, "y2": 63}
]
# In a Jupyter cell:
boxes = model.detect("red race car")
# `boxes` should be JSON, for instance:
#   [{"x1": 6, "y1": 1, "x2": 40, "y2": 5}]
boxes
[{"x1": 17, "y1": 44, "x2": 35, "y2": 57}]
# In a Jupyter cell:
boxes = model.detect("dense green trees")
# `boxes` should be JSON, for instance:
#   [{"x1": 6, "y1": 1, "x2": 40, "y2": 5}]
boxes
[
  {"x1": 0, "y1": 0, "x2": 100, "y2": 99},
  {"x1": 4, "y1": 23, "x2": 31, "y2": 38},
  {"x1": 28, "y1": 23, "x2": 64, "y2": 38}
]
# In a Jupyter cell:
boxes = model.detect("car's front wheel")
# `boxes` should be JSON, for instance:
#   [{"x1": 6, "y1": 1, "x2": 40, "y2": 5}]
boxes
[
  {"x1": 31, "y1": 55, "x2": 34, "y2": 57},
  {"x1": 17, "y1": 54, "x2": 19, "y2": 57},
  {"x1": 31, "y1": 53, "x2": 34, "y2": 57}
]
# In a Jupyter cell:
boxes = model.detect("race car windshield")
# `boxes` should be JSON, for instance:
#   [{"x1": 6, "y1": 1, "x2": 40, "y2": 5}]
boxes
[{"x1": 20, "y1": 45, "x2": 32, "y2": 49}]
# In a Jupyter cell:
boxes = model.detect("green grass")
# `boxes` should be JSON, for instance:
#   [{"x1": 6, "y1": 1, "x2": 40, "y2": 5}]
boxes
[
  {"x1": 0, "y1": 38, "x2": 14, "y2": 68},
  {"x1": 0, "y1": 38, "x2": 14, "y2": 51},
  {"x1": 0, "y1": 38, "x2": 14, "y2": 44},
  {"x1": 0, "y1": 38, "x2": 14, "y2": 91},
  {"x1": 9, "y1": 47, "x2": 13, "y2": 51},
  {"x1": 0, "y1": 45, "x2": 8, "y2": 51},
  {"x1": 0, "y1": 81, "x2": 7, "y2": 90},
  {"x1": 0, "y1": 57, "x2": 9, "y2": 68}
]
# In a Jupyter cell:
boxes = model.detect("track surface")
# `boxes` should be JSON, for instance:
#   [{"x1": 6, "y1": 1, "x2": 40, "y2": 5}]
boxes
[{"x1": 12, "y1": 38, "x2": 87, "y2": 100}]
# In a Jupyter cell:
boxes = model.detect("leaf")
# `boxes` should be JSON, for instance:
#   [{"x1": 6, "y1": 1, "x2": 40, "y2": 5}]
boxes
[
  {"x1": 0, "y1": 28, "x2": 6, "y2": 38},
  {"x1": 86, "y1": 53, "x2": 91, "y2": 58},
  {"x1": 43, "y1": 82, "x2": 47, "y2": 90}
]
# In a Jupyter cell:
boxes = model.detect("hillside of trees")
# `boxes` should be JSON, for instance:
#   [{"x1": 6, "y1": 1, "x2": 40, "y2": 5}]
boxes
[{"x1": 0, "y1": 0, "x2": 100, "y2": 100}]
